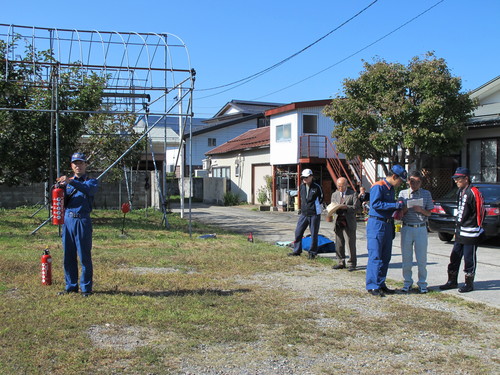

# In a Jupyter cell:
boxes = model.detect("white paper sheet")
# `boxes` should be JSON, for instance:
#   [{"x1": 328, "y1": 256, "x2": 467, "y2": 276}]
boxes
[{"x1": 407, "y1": 198, "x2": 423, "y2": 208}]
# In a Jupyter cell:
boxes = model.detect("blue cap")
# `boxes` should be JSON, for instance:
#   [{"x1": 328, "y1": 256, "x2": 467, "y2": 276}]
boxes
[
  {"x1": 71, "y1": 152, "x2": 87, "y2": 163},
  {"x1": 452, "y1": 167, "x2": 470, "y2": 179},
  {"x1": 391, "y1": 164, "x2": 407, "y2": 181}
]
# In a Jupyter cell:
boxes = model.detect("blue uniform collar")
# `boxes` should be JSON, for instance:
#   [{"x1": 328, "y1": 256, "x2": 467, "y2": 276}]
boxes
[
  {"x1": 382, "y1": 179, "x2": 392, "y2": 190},
  {"x1": 72, "y1": 174, "x2": 88, "y2": 181}
]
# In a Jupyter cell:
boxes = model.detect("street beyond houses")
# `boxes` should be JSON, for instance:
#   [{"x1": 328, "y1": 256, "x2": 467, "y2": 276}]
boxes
[{"x1": 172, "y1": 203, "x2": 500, "y2": 309}]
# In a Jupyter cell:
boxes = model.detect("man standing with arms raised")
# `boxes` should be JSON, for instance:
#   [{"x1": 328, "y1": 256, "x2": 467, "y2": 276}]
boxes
[
  {"x1": 366, "y1": 165, "x2": 406, "y2": 297},
  {"x1": 288, "y1": 169, "x2": 324, "y2": 259}
]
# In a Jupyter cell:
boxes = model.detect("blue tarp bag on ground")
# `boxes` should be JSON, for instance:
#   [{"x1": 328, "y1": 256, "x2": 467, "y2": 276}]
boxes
[{"x1": 301, "y1": 234, "x2": 335, "y2": 253}]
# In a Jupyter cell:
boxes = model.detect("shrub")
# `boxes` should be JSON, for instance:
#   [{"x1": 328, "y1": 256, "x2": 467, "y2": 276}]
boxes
[
  {"x1": 257, "y1": 187, "x2": 268, "y2": 205},
  {"x1": 223, "y1": 192, "x2": 240, "y2": 206}
]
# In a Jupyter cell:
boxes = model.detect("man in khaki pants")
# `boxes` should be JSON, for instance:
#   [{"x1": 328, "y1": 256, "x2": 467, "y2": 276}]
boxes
[{"x1": 330, "y1": 177, "x2": 359, "y2": 271}]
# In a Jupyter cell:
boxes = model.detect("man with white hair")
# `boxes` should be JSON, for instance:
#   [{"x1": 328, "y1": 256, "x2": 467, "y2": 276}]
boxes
[
  {"x1": 330, "y1": 177, "x2": 359, "y2": 271},
  {"x1": 288, "y1": 168, "x2": 324, "y2": 259}
]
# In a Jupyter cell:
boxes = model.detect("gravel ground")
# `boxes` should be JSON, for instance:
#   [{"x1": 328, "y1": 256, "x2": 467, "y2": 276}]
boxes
[{"x1": 88, "y1": 264, "x2": 499, "y2": 374}]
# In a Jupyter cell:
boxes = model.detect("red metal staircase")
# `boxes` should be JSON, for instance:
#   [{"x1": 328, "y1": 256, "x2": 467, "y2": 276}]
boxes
[{"x1": 299, "y1": 135, "x2": 372, "y2": 191}]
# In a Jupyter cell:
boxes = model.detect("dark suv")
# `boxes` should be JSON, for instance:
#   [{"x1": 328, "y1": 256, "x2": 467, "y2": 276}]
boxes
[{"x1": 428, "y1": 183, "x2": 500, "y2": 242}]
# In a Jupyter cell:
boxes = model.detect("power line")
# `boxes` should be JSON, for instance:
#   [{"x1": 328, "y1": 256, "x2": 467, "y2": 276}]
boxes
[
  {"x1": 196, "y1": 0, "x2": 379, "y2": 97},
  {"x1": 253, "y1": 0, "x2": 446, "y2": 100}
]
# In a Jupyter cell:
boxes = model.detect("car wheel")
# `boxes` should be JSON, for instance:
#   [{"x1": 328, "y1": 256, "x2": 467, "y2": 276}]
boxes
[{"x1": 438, "y1": 232, "x2": 454, "y2": 242}]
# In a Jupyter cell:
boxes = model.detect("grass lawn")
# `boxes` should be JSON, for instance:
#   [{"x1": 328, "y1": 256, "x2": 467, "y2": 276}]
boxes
[{"x1": 0, "y1": 207, "x2": 498, "y2": 374}]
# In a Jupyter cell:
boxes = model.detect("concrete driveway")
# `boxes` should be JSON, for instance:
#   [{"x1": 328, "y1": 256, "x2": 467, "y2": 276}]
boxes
[{"x1": 173, "y1": 203, "x2": 500, "y2": 309}]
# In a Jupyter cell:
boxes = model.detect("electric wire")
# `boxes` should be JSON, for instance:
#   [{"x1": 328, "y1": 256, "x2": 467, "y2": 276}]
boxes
[
  {"x1": 196, "y1": 0, "x2": 379, "y2": 95},
  {"x1": 253, "y1": 0, "x2": 446, "y2": 100},
  {"x1": 196, "y1": 0, "x2": 444, "y2": 102}
]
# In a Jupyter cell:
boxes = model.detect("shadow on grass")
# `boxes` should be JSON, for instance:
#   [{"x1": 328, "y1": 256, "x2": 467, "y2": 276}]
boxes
[{"x1": 94, "y1": 288, "x2": 252, "y2": 298}]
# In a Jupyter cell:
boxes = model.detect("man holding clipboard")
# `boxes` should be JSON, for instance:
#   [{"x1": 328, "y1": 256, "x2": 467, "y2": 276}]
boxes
[{"x1": 398, "y1": 171, "x2": 434, "y2": 294}]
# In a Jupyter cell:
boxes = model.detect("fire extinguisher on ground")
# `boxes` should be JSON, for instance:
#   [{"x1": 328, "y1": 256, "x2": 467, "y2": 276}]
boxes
[
  {"x1": 41, "y1": 247, "x2": 52, "y2": 285},
  {"x1": 52, "y1": 184, "x2": 65, "y2": 225}
]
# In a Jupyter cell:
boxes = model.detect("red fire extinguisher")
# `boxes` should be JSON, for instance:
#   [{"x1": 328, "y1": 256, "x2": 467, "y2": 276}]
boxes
[
  {"x1": 52, "y1": 184, "x2": 65, "y2": 225},
  {"x1": 41, "y1": 248, "x2": 52, "y2": 285}
]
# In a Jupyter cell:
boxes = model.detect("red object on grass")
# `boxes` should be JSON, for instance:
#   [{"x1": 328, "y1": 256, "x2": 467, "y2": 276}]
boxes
[{"x1": 121, "y1": 203, "x2": 131, "y2": 214}]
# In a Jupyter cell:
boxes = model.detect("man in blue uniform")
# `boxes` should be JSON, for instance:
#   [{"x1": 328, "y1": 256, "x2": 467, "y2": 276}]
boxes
[
  {"x1": 366, "y1": 165, "x2": 407, "y2": 297},
  {"x1": 288, "y1": 169, "x2": 324, "y2": 259},
  {"x1": 57, "y1": 152, "x2": 98, "y2": 297}
]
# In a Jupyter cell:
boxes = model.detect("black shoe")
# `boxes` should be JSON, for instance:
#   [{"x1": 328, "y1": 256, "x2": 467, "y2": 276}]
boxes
[
  {"x1": 380, "y1": 285, "x2": 396, "y2": 295},
  {"x1": 332, "y1": 263, "x2": 345, "y2": 270},
  {"x1": 308, "y1": 252, "x2": 317, "y2": 259},
  {"x1": 81, "y1": 292, "x2": 93, "y2": 297},
  {"x1": 287, "y1": 252, "x2": 301, "y2": 256},
  {"x1": 57, "y1": 290, "x2": 78, "y2": 296},
  {"x1": 367, "y1": 289, "x2": 385, "y2": 297},
  {"x1": 348, "y1": 265, "x2": 356, "y2": 272}
]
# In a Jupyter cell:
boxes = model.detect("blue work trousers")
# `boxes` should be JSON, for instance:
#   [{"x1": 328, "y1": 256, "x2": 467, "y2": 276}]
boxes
[
  {"x1": 62, "y1": 216, "x2": 93, "y2": 293},
  {"x1": 293, "y1": 214, "x2": 321, "y2": 254},
  {"x1": 366, "y1": 218, "x2": 394, "y2": 290}
]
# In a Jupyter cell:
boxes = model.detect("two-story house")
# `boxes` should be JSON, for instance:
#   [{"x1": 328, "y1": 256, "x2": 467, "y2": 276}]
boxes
[
  {"x1": 185, "y1": 100, "x2": 283, "y2": 174},
  {"x1": 204, "y1": 100, "x2": 368, "y2": 208}
]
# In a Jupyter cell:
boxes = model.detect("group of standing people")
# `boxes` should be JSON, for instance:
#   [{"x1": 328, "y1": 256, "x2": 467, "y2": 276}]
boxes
[
  {"x1": 290, "y1": 165, "x2": 485, "y2": 297},
  {"x1": 54, "y1": 153, "x2": 485, "y2": 299}
]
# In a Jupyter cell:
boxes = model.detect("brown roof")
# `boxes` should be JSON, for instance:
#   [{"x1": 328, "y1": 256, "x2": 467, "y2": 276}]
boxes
[
  {"x1": 206, "y1": 127, "x2": 270, "y2": 156},
  {"x1": 265, "y1": 99, "x2": 332, "y2": 116}
]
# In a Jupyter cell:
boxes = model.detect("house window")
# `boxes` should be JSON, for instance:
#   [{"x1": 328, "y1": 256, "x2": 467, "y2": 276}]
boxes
[
  {"x1": 276, "y1": 124, "x2": 291, "y2": 142},
  {"x1": 468, "y1": 138, "x2": 499, "y2": 182},
  {"x1": 257, "y1": 117, "x2": 269, "y2": 128},
  {"x1": 303, "y1": 114, "x2": 318, "y2": 134},
  {"x1": 212, "y1": 167, "x2": 230, "y2": 178},
  {"x1": 208, "y1": 138, "x2": 217, "y2": 147}
]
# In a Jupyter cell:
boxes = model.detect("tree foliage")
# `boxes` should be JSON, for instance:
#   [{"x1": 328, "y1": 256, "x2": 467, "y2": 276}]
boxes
[
  {"x1": 323, "y1": 52, "x2": 477, "y2": 174},
  {"x1": 0, "y1": 37, "x2": 144, "y2": 185},
  {"x1": 82, "y1": 110, "x2": 144, "y2": 182}
]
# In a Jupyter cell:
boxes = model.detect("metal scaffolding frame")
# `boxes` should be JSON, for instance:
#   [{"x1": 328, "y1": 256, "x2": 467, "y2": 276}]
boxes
[{"x1": 0, "y1": 24, "x2": 196, "y2": 232}]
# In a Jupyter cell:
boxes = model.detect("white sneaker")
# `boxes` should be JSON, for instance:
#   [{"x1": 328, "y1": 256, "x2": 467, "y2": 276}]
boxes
[
  {"x1": 401, "y1": 286, "x2": 411, "y2": 293},
  {"x1": 419, "y1": 288, "x2": 428, "y2": 294}
]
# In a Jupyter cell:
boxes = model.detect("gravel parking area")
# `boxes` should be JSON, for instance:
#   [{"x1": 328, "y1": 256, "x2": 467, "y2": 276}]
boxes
[{"x1": 176, "y1": 264, "x2": 499, "y2": 374}]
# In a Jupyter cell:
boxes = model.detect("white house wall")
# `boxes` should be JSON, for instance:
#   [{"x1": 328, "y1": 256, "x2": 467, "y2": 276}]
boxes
[
  {"x1": 270, "y1": 112, "x2": 298, "y2": 165},
  {"x1": 210, "y1": 149, "x2": 270, "y2": 203},
  {"x1": 270, "y1": 106, "x2": 339, "y2": 165},
  {"x1": 189, "y1": 119, "x2": 258, "y2": 167}
]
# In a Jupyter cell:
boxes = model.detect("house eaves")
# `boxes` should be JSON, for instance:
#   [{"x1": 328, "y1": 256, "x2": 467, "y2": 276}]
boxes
[
  {"x1": 467, "y1": 114, "x2": 500, "y2": 129},
  {"x1": 206, "y1": 127, "x2": 270, "y2": 156},
  {"x1": 185, "y1": 113, "x2": 263, "y2": 138},
  {"x1": 469, "y1": 75, "x2": 500, "y2": 99},
  {"x1": 265, "y1": 99, "x2": 333, "y2": 116},
  {"x1": 213, "y1": 99, "x2": 284, "y2": 118}
]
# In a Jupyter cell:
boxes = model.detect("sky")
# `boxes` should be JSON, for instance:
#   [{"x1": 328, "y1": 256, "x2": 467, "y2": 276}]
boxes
[{"x1": 2, "y1": 0, "x2": 500, "y2": 118}]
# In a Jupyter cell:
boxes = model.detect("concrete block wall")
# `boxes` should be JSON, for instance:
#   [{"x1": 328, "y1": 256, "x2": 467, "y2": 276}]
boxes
[{"x1": 0, "y1": 173, "x2": 209, "y2": 209}]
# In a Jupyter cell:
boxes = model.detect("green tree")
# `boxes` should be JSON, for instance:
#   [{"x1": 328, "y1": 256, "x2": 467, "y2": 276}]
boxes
[
  {"x1": 1, "y1": 38, "x2": 143, "y2": 185},
  {"x1": 323, "y1": 52, "x2": 477, "y2": 174},
  {"x1": 0, "y1": 38, "x2": 105, "y2": 185},
  {"x1": 82, "y1": 110, "x2": 144, "y2": 182}
]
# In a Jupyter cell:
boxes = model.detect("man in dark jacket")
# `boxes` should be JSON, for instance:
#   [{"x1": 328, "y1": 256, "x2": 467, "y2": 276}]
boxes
[
  {"x1": 440, "y1": 167, "x2": 485, "y2": 293},
  {"x1": 289, "y1": 169, "x2": 324, "y2": 259}
]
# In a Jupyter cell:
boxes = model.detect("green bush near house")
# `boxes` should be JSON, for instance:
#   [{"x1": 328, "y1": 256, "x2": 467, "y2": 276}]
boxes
[{"x1": 223, "y1": 191, "x2": 240, "y2": 206}]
